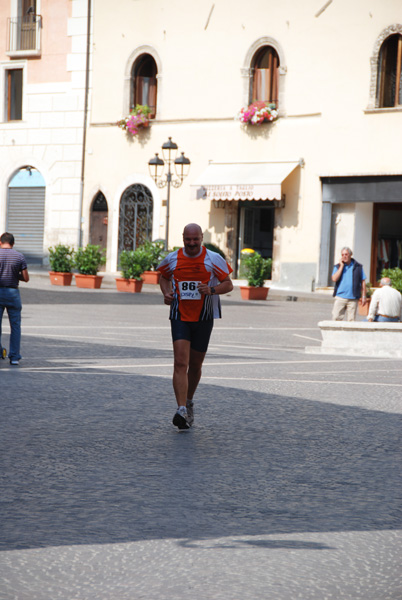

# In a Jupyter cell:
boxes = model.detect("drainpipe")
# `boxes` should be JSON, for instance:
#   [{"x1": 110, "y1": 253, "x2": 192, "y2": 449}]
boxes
[{"x1": 78, "y1": 0, "x2": 92, "y2": 248}]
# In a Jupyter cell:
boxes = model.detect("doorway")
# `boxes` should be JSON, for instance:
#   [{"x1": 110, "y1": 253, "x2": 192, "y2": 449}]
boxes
[
  {"x1": 237, "y1": 202, "x2": 274, "y2": 276},
  {"x1": 7, "y1": 166, "x2": 45, "y2": 263},
  {"x1": 371, "y1": 203, "x2": 402, "y2": 283},
  {"x1": 90, "y1": 192, "x2": 108, "y2": 271},
  {"x1": 238, "y1": 202, "x2": 274, "y2": 254}
]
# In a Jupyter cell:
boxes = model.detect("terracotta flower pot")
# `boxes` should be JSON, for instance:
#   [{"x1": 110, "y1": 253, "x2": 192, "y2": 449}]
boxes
[
  {"x1": 75, "y1": 274, "x2": 103, "y2": 289},
  {"x1": 115, "y1": 277, "x2": 144, "y2": 293},
  {"x1": 49, "y1": 271, "x2": 73, "y2": 286},
  {"x1": 358, "y1": 298, "x2": 371, "y2": 316},
  {"x1": 240, "y1": 286, "x2": 269, "y2": 301},
  {"x1": 141, "y1": 270, "x2": 161, "y2": 285}
]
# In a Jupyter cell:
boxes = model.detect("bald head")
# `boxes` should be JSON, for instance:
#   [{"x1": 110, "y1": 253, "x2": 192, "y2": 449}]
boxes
[
  {"x1": 182, "y1": 223, "x2": 203, "y2": 256},
  {"x1": 183, "y1": 223, "x2": 202, "y2": 237},
  {"x1": 380, "y1": 277, "x2": 391, "y2": 287}
]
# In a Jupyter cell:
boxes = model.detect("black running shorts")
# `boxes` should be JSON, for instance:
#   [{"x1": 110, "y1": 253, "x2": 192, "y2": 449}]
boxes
[{"x1": 170, "y1": 319, "x2": 214, "y2": 353}]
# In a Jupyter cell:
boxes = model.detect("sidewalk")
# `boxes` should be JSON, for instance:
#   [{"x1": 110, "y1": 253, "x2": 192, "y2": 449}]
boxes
[{"x1": 27, "y1": 266, "x2": 334, "y2": 303}]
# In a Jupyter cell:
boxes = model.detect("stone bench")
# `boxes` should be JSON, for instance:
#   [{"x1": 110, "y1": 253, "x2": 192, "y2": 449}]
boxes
[{"x1": 306, "y1": 320, "x2": 402, "y2": 358}]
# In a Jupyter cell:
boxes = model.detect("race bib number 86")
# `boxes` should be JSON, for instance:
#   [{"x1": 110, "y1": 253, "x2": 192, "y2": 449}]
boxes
[{"x1": 179, "y1": 280, "x2": 201, "y2": 300}]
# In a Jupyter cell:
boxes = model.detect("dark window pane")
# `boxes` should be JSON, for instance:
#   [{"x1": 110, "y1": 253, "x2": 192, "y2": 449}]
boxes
[
  {"x1": 8, "y1": 69, "x2": 23, "y2": 121},
  {"x1": 131, "y1": 54, "x2": 157, "y2": 117},
  {"x1": 378, "y1": 34, "x2": 402, "y2": 108}
]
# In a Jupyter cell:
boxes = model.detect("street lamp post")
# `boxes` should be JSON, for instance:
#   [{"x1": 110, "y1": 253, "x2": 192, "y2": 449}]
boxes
[{"x1": 148, "y1": 137, "x2": 190, "y2": 250}]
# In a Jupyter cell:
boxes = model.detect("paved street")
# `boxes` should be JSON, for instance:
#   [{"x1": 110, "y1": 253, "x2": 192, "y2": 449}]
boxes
[{"x1": 0, "y1": 277, "x2": 401, "y2": 600}]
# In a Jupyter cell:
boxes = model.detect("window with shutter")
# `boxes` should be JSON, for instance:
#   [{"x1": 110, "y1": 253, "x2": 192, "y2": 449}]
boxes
[
  {"x1": 377, "y1": 34, "x2": 402, "y2": 108},
  {"x1": 251, "y1": 46, "x2": 279, "y2": 105},
  {"x1": 131, "y1": 54, "x2": 157, "y2": 117}
]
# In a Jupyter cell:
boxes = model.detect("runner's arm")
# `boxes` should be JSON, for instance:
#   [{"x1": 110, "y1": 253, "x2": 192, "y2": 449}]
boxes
[
  {"x1": 198, "y1": 276, "x2": 233, "y2": 296},
  {"x1": 160, "y1": 275, "x2": 174, "y2": 305}
]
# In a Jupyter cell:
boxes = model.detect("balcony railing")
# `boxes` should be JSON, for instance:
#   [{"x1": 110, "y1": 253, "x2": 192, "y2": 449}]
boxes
[{"x1": 7, "y1": 15, "x2": 42, "y2": 56}]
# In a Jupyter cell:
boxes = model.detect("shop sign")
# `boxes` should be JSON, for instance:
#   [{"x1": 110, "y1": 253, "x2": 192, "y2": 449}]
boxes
[{"x1": 200, "y1": 183, "x2": 281, "y2": 201}]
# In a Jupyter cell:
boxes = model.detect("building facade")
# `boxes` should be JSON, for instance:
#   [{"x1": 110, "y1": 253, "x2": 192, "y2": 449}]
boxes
[
  {"x1": 2, "y1": 1, "x2": 401, "y2": 291},
  {"x1": 83, "y1": 0, "x2": 402, "y2": 289},
  {"x1": 0, "y1": 0, "x2": 91, "y2": 262}
]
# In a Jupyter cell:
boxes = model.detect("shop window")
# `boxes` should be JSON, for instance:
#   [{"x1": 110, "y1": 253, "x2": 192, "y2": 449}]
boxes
[
  {"x1": 377, "y1": 33, "x2": 402, "y2": 107},
  {"x1": 131, "y1": 54, "x2": 157, "y2": 117},
  {"x1": 6, "y1": 69, "x2": 23, "y2": 121},
  {"x1": 250, "y1": 46, "x2": 279, "y2": 106}
]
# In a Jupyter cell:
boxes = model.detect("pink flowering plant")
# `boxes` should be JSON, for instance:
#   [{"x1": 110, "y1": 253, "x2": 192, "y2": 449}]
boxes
[
  {"x1": 236, "y1": 101, "x2": 278, "y2": 125},
  {"x1": 117, "y1": 104, "x2": 152, "y2": 136}
]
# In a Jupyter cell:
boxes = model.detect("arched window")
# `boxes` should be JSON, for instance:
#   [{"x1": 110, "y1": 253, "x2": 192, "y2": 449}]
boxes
[
  {"x1": 250, "y1": 46, "x2": 280, "y2": 106},
  {"x1": 118, "y1": 184, "x2": 153, "y2": 255},
  {"x1": 131, "y1": 54, "x2": 157, "y2": 117},
  {"x1": 377, "y1": 33, "x2": 402, "y2": 107}
]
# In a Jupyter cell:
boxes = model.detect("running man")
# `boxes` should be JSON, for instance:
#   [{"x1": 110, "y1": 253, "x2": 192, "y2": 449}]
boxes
[{"x1": 157, "y1": 223, "x2": 233, "y2": 429}]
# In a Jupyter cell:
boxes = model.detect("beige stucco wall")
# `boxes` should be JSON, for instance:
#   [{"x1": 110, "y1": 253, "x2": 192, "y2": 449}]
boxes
[{"x1": 83, "y1": 0, "x2": 402, "y2": 285}]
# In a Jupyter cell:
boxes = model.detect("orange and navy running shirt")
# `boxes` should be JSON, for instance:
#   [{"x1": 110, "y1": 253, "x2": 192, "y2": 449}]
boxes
[{"x1": 157, "y1": 247, "x2": 233, "y2": 322}]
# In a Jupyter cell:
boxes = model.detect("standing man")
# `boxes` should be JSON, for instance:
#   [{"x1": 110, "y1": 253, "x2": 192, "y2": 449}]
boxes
[
  {"x1": 331, "y1": 247, "x2": 367, "y2": 321},
  {"x1": 368, "y1": 277, "x2": 402, "y2": 322},
  {"x1": 0, "y1": 232, "x2": 29, "y2": 365},
  {"x1": 158, "y1": 223, "x2": 233, "y2": 429}
]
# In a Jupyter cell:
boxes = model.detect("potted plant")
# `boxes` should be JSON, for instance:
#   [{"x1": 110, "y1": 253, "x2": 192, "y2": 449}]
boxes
[
  {"x1": 358, "y1": 282, "x2": 373, "y2": 316},
  {"x1": 117, "y1": 104, "x2": 152, "y2": 137},
  {"x1": 48, "y1": 244, "x2": 75, "y2": 286},
  {"x1": 116, "y1": 247, "x2": 150, "y2": 292},
  {"x1": 236, "y1": 101, "x2": 279, "y2": 126},
  {"x1": 140, "y1": 240, "x2": 167, "y2": 284},
  {"x1": 74, "y1": 244, "x2": 106, "y2": 288},
  {"x1": 240, "y1": 251, "x2": 272, "y2": 300}
]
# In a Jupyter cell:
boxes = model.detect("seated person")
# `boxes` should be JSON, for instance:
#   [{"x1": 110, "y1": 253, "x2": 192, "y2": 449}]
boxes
[{"x1": 368, "y1": 278, "x2": 402, "y2": 322}]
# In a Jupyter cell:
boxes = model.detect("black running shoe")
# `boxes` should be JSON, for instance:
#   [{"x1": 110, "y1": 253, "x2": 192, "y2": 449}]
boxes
[{"x1": 173, "y1": 410, "x2": 190, "y2": 429}]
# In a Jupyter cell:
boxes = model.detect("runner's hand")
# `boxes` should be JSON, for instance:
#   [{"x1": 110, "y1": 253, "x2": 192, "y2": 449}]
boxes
[
  {"x1": 163, "y1": 292, "x2": 174, "y2": 305},
  {"x1": 197, "y1": 283, "x2": 211, "y2": 295}
]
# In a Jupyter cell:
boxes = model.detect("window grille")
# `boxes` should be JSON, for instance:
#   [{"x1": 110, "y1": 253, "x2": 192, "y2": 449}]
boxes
[{"x1": 118, "y1": 184, "x2": 153, "y2": 255}]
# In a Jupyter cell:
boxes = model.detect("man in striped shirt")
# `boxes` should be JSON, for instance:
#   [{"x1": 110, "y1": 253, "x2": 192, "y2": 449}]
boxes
[
  {"x1": 158, "y1": 223, "x2": 233, "y2": 429},
  {"x1": 0, "y1": 232, "x2": 30, "y2": 365}
]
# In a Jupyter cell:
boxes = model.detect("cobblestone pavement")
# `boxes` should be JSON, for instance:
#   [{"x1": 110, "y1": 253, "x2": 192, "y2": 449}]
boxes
[{"x1": 0, "y1": 278, "x2": 401, "y2": 600}]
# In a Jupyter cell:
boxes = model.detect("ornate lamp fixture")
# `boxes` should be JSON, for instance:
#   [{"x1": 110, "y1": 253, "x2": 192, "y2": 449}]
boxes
[{"x1": 148, "y1": 137, "x2": 190, "y2": 250}]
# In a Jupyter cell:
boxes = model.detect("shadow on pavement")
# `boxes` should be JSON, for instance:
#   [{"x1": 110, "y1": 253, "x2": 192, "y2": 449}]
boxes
[
  {"x1": 0, "y1": 338, "x2": 401, "y2": 552},
  {"x1": 20, "y1": 287, "x2": 165, "y2": 306},
  {"x1": 20, "y1": 286, "x2": 269, "y2": 308}
]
